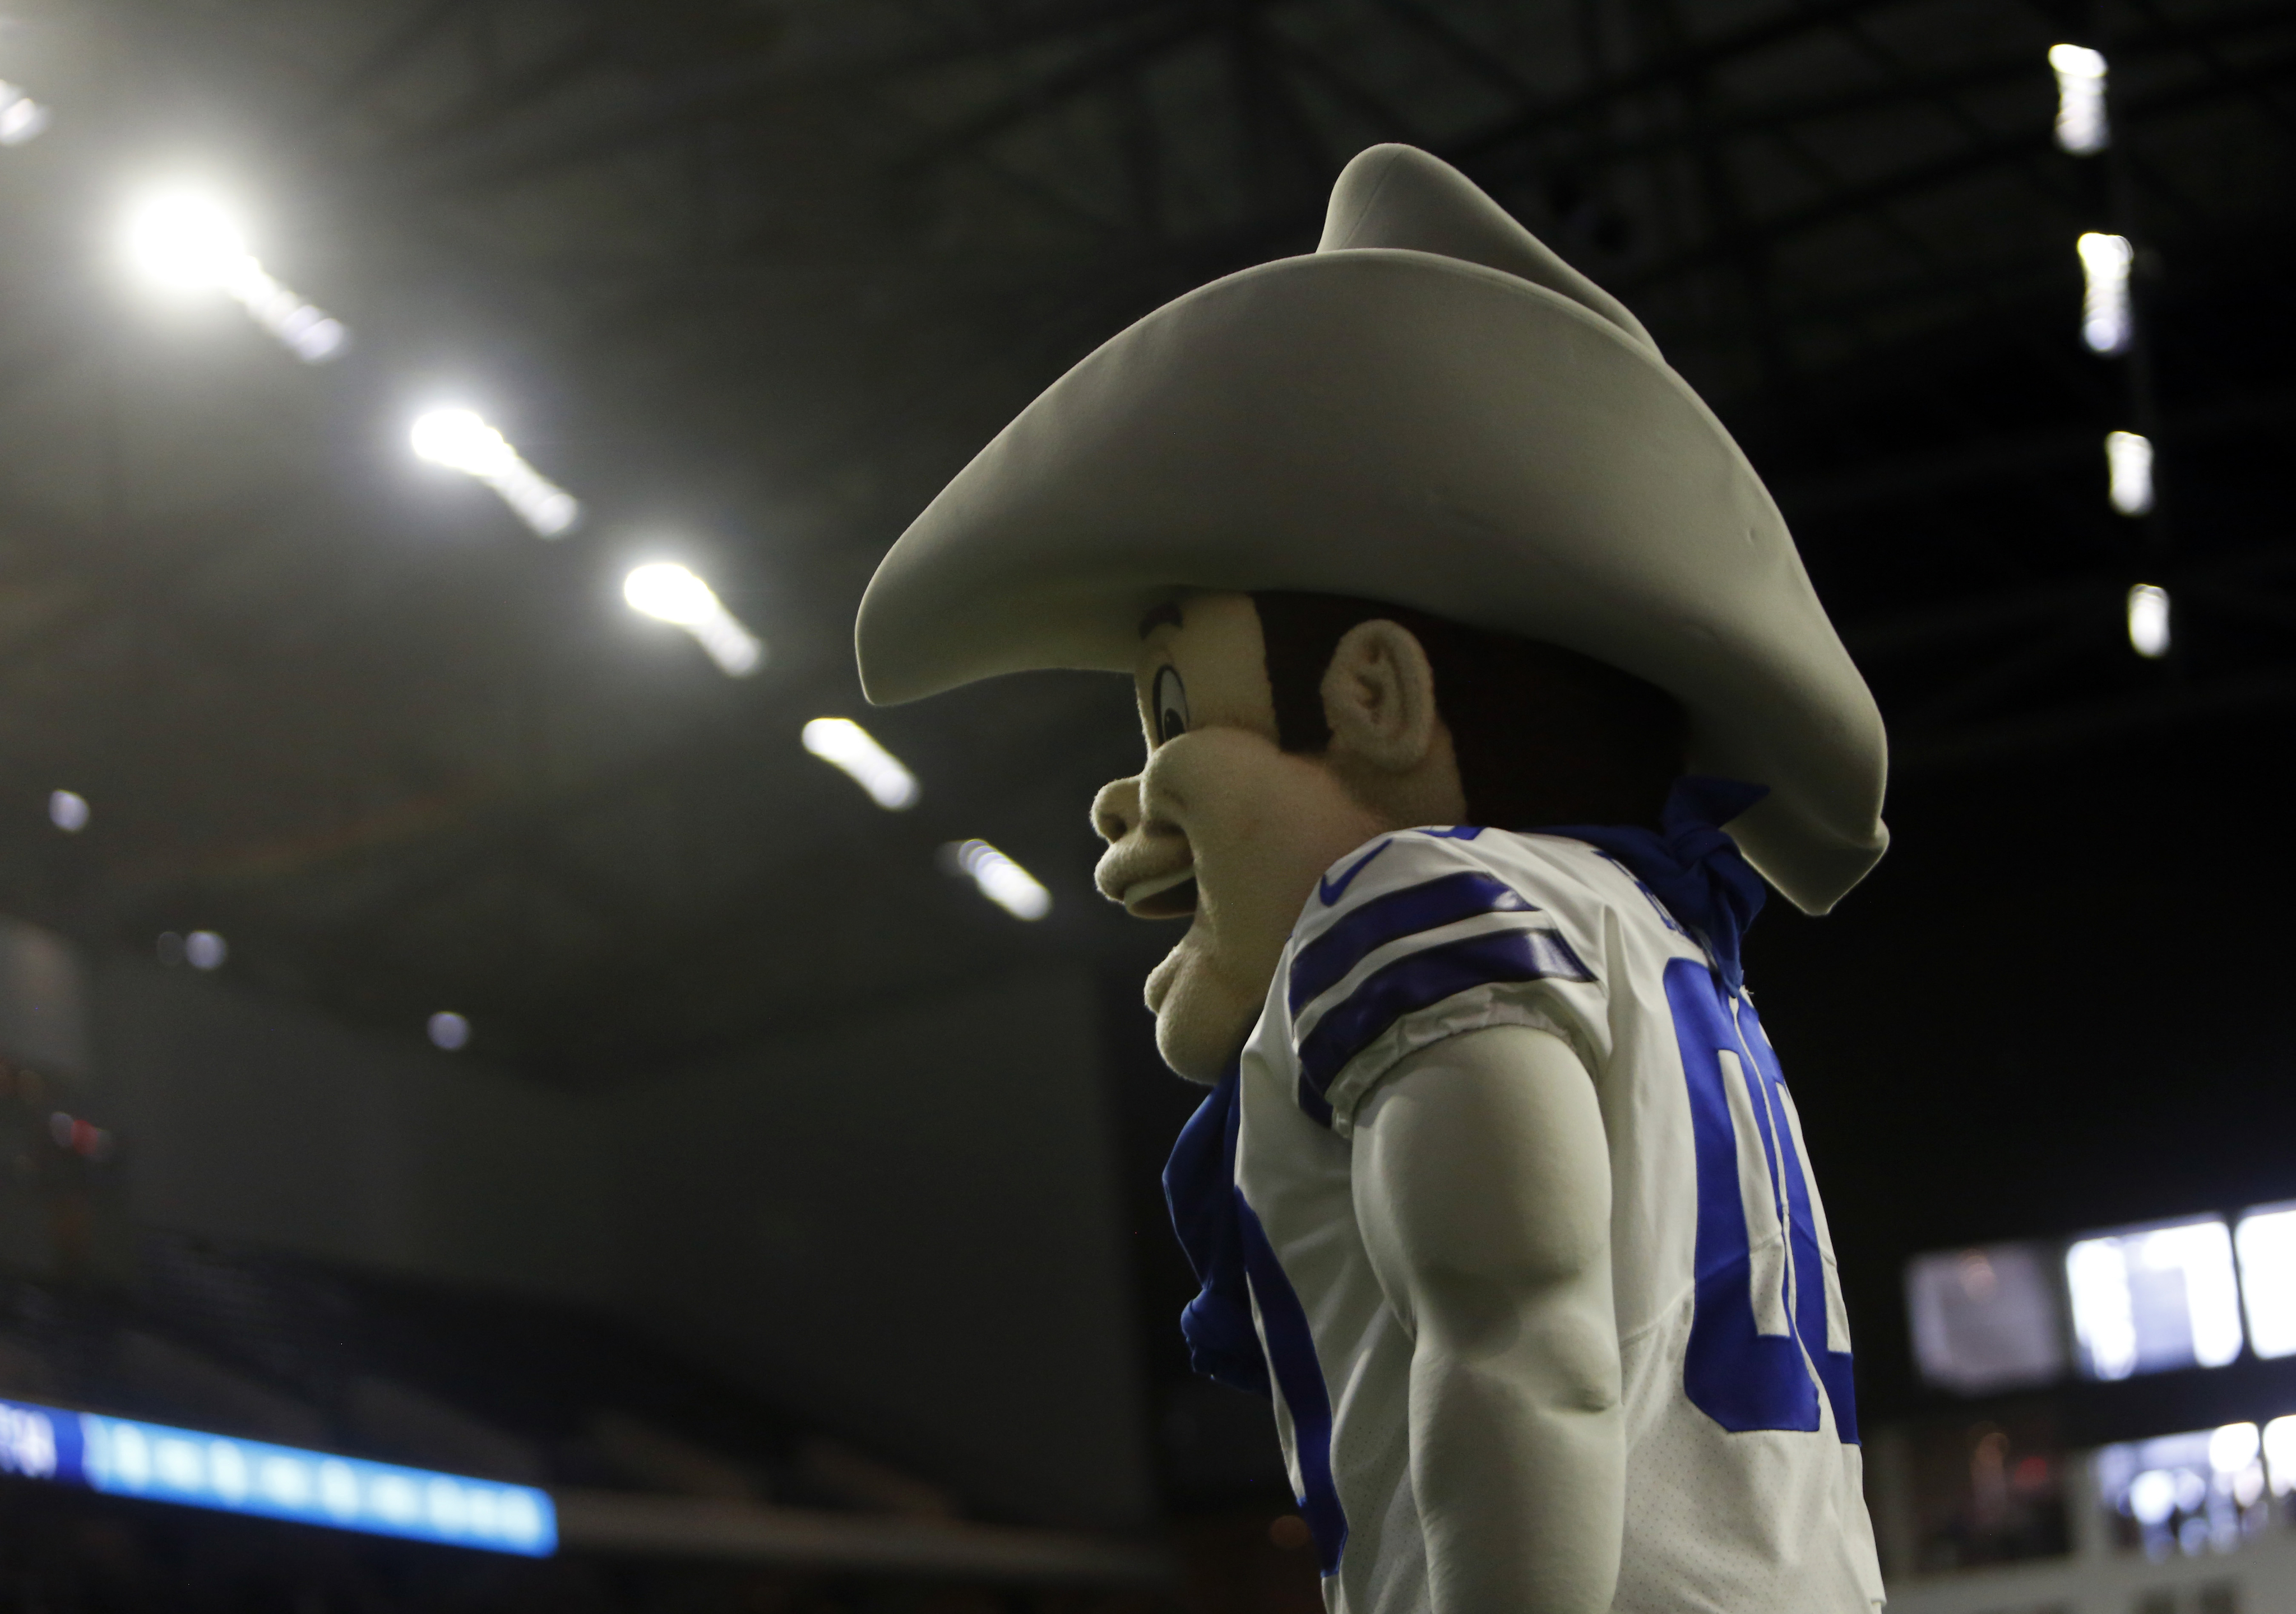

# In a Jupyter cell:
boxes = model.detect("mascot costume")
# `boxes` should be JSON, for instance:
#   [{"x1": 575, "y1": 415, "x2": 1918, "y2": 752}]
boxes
[{"x1": 856, "y1": 145, "x2": 1889, "y2": 1613}]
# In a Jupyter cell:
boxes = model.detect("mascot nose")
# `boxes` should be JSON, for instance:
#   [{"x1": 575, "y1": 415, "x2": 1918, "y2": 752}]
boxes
[{"x1": 1091, "y1": 775, "x2": 1142, "y2": 846}]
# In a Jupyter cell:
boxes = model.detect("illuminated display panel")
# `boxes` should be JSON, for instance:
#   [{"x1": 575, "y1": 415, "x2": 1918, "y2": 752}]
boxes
[
  {"x1": 2235, "y1": 1203, "x2": 2296, "y2": 1359},
  {"x1": 1906, "y1": 1242, "x2": 2068, "y2": 1395},
  {"x1": 1906, "y1": 1204, "x2": 2296, "y2": 1398},
  {"x1": 0, "y1": 1397, "x2": 554, "y2": 1556},
  {"x1": 2066, "y1": 1217, "x2": 2243, "y2": 1381}
]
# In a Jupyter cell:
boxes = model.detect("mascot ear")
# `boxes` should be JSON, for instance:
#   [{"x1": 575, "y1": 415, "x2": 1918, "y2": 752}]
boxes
[{"x1": 1321, "y1": 619, "x2": 1442, "y2": 774}]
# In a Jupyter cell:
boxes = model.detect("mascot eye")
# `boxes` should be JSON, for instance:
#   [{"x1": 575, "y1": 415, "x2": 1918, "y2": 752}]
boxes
[{"x1": 1153, "y1": 666, "x2": 1190, "y2": 744}]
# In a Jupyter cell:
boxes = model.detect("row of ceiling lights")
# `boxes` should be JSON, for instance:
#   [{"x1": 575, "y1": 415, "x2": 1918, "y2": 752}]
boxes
[
  {"x1": 2049, "y1": 43, "x2": 2175, "y2": 661},
  {"x1": 7, "y1": 81, "x2": 1053, "y2": 1063},
  {"x1": 9, "y1": 45, "x2": 2177, "y2": 889},
  {"x1": 119, "y1": 196, "x2": 771, "y2": 677},
  {"x1": 7, "y1": 43, "x2": 2184, "y2": 1063}
]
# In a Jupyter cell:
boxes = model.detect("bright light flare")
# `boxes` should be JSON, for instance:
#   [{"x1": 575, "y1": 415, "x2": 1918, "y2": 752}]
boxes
[
  {"x1": 126, "y1": 190, "x2": 248, "y2": 290},
  {"x1": 48, "y1": 790, "x2": 89, "y2": 833},
  {"x1": 410, "y1": 409, "x2": 519, "y2": 477},
  {"x1": 621, "y1": 562, "x2": 717, "y2": 625},
  {"x1": 2211, "y1": 1421, "x2": 2261, "y2": 1476},
  {"x1": 802, "y1": 718, "x2": 919, "y2": 809},
  {"x1": 233, "y1": 265, "x2": 350, "y2": 362},
  {"x1": 622, "y1": 563, "x2": 763, "y2": 676},
  {"x1": 427, "y1": 1012, "x2": 470, "y2": 1052},
  {"x1": 185, "y1": 931, "x2": 228, "y2": 971},
  {"x1": 943, "y1": 840, "x2": 1051, "y2": 921},
  {"x1": 2126, "y1": 1465, "x2": 2176, "y2": 1525},
  {"x1": 2237, "y1": 1206, "x2": 2296, "y2": 1359},
  {"x1": 2267, "y1": 1415, "x2": 2296, "y2": 1495},
  {"x1": 2106, "y1": 430, "x2": 2154, "y2": 516},
  {"x1": 2078, "y1": 231, "x2": 2133, "y2": 355},
  {"x1": 0, "y1": 81, "x2": 52, "y2": 146},
  {"x1": 122, "y1": 187, "x2": 348, "y2": 363},
  {"x1": 411, "y1": 410, "x2": 580, "y2": 536},
  {"x1": 2049, "y1": 44, "x2": 2109, "y2": 155},
  {"x1": 2127, "y1": 583, "x2": 2170, "y2": 659},
  {"x1": 2066, "y1": 1218, "x2": 2239, "y2": 1379}
]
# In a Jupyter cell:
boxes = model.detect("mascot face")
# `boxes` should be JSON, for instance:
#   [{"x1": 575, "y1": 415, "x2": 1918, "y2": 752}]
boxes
[{"x1": 1090, "y1": 592, "x2": 1463, "y2": 1081}]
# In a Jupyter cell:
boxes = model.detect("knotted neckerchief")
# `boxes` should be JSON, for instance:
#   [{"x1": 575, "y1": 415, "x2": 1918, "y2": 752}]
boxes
[
  {"x1": 1161, "y1": 775, "x2": 1772, "y2": 1395},
  {"x1": 1545, "y1": 774, "x2": 1769, "y2": 995}
]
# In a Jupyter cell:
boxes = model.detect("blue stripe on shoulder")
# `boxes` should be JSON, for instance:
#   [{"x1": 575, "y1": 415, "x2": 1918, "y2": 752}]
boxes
[
  {"x1": 1295, "y1": 927, "x2": 1594, "y2": 1119},
  {"x1": 1295, "y1": 1076, "x2": 1335, "y2": 1131},
  {"x1": 1315, "y1": 840, "x2": 1392, "y2": 906},
  {"x1": 1288, "y1": 872, "x2": 1532, "y2": 1016}
]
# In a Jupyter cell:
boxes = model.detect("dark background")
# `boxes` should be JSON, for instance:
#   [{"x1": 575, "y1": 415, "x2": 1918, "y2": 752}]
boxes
[{"x1": 0, "y1": 0, "x2": 2289, "y2": 1532}]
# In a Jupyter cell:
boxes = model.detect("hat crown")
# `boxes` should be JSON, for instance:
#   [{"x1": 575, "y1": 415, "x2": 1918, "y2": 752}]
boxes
[
  {"x1": 1317, "y1": 144, "x2": 1658, "y2": 356},
  {"x1": 858, "y1": 145, "x2": 1888, "y2": 912}
]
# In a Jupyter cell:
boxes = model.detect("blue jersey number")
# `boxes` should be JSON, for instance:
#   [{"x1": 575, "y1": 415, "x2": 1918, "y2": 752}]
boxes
[{"x1": 1663, "y1": 958, "x2": 1859, "y2": 1442}]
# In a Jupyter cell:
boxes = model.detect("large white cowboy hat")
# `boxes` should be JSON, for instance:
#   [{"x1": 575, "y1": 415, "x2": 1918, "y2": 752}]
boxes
[{"x1": 856, "y1": 143, "x2": 1887, "y2": 913}]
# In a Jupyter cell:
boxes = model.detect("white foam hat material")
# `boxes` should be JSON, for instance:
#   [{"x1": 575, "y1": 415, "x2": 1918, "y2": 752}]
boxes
[{"x1": 857, "y1": 144, "x2": 1888, "y2": 913}]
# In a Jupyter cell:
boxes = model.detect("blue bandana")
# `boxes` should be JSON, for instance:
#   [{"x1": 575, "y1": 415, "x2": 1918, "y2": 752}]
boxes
[
  {"x1": 1163, "y1": 1057, "x2": 1265, "y2": 1393},
  {"x1": 1544, "y1": 774, "x2": 1769, "y2": 995},
  {"x1": 1161, "y1": 775, "x2": 1770, "y2": 1394}
]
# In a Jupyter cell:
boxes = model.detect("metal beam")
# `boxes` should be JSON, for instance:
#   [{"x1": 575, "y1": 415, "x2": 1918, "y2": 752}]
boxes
[
  {"x1": 1774, "y1": 386, "x2": 2296, "y2": 522},
  {"x1": 1894, "y1": 667, "x2": 2296, "y2": 776},
  {"x1": 895, "y1": 7, "x2": 1207, "y2": 178},
  {"x1": 397, "y1": 0, "x2": 1189, "y2": 193},
  {"x1": 552, "y1": 1488, "x2": 1173, "y2": 1584},
  {"x1": 1610, "y1": 39, "x2": 2296, "y2": 297},
  {"x1": 1447, "y1": 0, "x2": 1939, "y2": 169},
  {"x1": 316, "y1": 0, "x2": 494, "y2": 112},
  {"x1": 390, "y1": 20, "x2": 622, "y2": 154}
]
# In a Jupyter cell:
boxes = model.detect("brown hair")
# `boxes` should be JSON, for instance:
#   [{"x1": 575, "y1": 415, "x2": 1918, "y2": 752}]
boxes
[{"x1": 1252, "y1": 591, "x2": 1685, "y2": 831}]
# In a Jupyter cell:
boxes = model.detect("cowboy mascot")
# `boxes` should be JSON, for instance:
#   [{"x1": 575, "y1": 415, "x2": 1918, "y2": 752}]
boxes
[{"x1": 857, "y1": 145, "x2": 1889, "y2": 1613}]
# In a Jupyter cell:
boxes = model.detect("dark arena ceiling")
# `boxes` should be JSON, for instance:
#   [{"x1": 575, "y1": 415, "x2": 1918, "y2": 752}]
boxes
[{"x1": 0, "y1": 0, "x2": 2289, "y2": 1083}]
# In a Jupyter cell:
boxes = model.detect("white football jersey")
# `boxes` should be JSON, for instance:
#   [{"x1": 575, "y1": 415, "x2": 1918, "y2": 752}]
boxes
[{"x1": 1229, "y1": 825, "x2": 1885, "y2": 1614}]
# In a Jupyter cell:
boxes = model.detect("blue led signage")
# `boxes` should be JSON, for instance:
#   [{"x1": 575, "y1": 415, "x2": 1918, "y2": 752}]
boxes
[{"x1": 0, "y1": 1396, "x2": 554, "y2": 1556}]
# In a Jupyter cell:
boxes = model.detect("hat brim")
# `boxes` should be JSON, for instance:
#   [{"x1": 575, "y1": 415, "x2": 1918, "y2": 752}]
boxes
[{"x1": 857, "y1": 248, "x2": 1887, "y2": 913}]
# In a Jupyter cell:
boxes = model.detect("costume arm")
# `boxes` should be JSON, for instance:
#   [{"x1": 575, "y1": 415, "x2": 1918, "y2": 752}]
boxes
[{"x1": 1352, "y1": 1024, "x2": 1623, "y2": 1614}]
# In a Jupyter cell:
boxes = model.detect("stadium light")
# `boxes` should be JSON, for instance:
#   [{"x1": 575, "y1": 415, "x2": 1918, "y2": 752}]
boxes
[
  {"x1": 2239, "y1": 1205, "x2": 2296, "y2": 1360},
  {"x1": 2106, "y1": 430, "x2": 2154, "y2": 516},
  {"x1": 802, "y1": 718, "x2": 919, "y2": 809},
  {"x1": 410, "y1": 409, "x2": 580, "y2": 536},
  {"x1": 943, "y1": 840, "x2": 1051, "y2": 921},
  {"x1": 2066, "y1": 1218, "x2": 2239, "y2": 1379},
  {"x1": 48, "y1": 790, "x2": 89, "y2": 833},
  {"x1": 0, "y1": 1395, "x2": 554, "y2": 1556},
  {"x1": 622, "y1": 563, "x2": 763, "y2": 676},
  {"x1": 2078, "y1": 232, "x2": 2133, "y2": 355},
  {"x1": 2270, "y1": 1416, "x2": 2296, "y2": 1496},
  {"x1": 0, "y1": 80, "x2": 51, "y2": 146},
  {"x1": 2049, "y1": 44, "x2": 2109, "y2": 155},
  {"x1": 2127, "y1": 584, "x2": 2172, "y2": 659},
  {"x1": 122, "y1": 187, "x2": 348, "y2": 363}
]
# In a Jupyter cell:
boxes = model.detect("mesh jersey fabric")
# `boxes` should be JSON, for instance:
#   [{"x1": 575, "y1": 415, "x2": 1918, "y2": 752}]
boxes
[{"x1": 1221, "y1": 825, "x2": 1886, "y2": 1614}]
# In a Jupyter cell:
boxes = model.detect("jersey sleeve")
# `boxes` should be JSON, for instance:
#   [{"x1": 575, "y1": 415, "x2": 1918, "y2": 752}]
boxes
[{"x1": 1280, "y1": 829, "x2": 1612, "y2": 1137}]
